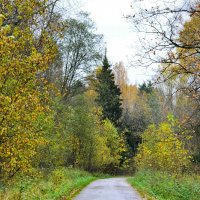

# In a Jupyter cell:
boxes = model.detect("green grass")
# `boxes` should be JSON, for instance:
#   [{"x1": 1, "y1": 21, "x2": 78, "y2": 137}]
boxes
[
  {"x1": 0, "y1": 167, "x2": 108, "y2": 200},
  {"x1": 128, "y1": 170, "x2": 200, "y2": 200}
]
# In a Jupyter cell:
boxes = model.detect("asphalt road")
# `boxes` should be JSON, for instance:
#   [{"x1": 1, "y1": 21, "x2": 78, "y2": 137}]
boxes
[{"x1": 73, "y1": 178, "x2": 142, "y2": 200}]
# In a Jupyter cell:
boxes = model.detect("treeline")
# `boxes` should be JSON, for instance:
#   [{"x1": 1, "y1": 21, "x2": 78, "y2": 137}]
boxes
[
  {"x1": 0, "y1": 0, "x2": 126, "y2": 180},
  {"x1": 125, "y1": 0, "x2": 200, "y2": 174},
  {"x1": 0, "y1": 0, "x2": 199, "y2": 184}
]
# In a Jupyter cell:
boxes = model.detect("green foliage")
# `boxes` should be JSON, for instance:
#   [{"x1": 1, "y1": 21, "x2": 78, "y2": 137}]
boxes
[
  {"x1": 37, "y1": 93, "x2": 124, "y2": 173},
  {"x1": 95, "y1": 56, "x2": 122, "y2": 126},
  {"x1": 139, "y1": 81, "x2": 153, "y2": 94},
  {"x1": 99, "y1": 119, "x2": 122, "y2": 172},
  {"x1": 0, "y1": 168, "x2": 103, "y2": 200},
  {"x1": 135, "y1": 116, "x2": 191, "y2": 173},
  {"x1": 128, "y1": 170, "x2": 200, "y2": 200},
  {"x1": 138, "y1": 81, "x2": 162, "y2": 125},
  {"x1": 60, "y1": 12, "x2": 103, "y2": 96},
  {"x1": 1, "y1": 0, "x2": 198, "y2": 193},
  {"x1": 121, "y1": 82, "x2": 162, "y2": 159},
  {"x1": 147, "y1": 90, "x2": 162, "y2": 125}
]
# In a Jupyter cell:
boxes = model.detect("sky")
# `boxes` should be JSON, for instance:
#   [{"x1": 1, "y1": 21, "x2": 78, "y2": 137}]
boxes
[{"x1": 81, "y1": 0, "x2": 155, "y2": 84}]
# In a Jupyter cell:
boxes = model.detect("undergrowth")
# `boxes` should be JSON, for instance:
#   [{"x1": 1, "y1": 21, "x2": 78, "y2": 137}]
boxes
[
  {"x1": 128, "y1": 170, "x2": 200, "y2": 200},
  {"x1": 0, "y1": 167, "x2": 108, "y2": 200}
]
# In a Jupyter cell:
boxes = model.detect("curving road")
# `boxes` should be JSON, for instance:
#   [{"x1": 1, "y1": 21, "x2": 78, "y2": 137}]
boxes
[{"x1": 73, "y1": 178, "x2": 142, "y2": 200}]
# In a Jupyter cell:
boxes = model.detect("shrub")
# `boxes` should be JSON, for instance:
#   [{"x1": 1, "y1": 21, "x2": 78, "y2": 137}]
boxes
[{"x1": 135, "y1": 116, "x2": 191, "y2": 173}]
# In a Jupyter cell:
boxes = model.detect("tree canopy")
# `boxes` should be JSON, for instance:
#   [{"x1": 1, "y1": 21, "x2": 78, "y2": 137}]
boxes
[{"x1": 95, "y1": 56, "x2": 122, "y2": 126}]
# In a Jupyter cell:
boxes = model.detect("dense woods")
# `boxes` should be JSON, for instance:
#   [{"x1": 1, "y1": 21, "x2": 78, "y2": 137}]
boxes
[{"x1": 0, "y1": 0, "x2": 199, "y2": 199}]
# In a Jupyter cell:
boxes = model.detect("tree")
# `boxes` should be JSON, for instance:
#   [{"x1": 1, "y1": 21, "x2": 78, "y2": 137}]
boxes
[
  {"x1": 113, "y1": 62, "x2": 138, "y2": 111},
  {"x1": 135, "y1": 116, "x2": 191, "y2": 173},
  {"x1": 177, "y1": 8, "x2": 200, "y2": 106},
  {"x1": 127, "y1": 0, "x2": 200, "y2": 103},
  {"x1": 127, "y1": 0, "x2": 199, "y2": 67},
  {"x1": 139, "y1": 81, "x2": 153, "y2": 94},
  {"x1": 95, "y1": 56, "x2": 122, "y2": 126},
  {"x1": 0, "y1": 0, "x2": 57, "y2": 178},
  {"x1": 119, "y1": 81, "x2": 162, "y2": 156},
  {"x1": 60, "y1": 12, "x2": 104, "y2": 98},
  {"x1": 38, "y1": 93, "x2": 123, "y2": 172},
  {"x1": 127, "y1": 1, "x2": 200, "y2": 163},
  {"x1": 139, "y1": 81, "x2": 162, "y2": 124},
  {"x1": 121, "y1": 92, "x2": 152, "y2": 155},
  {"x1": 113, "y1": 62, "x2": 128, "y2": 93}
]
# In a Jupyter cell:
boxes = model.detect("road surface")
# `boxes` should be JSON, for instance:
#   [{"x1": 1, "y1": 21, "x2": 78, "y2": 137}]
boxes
[{"x1": 73, "y1": 178, "x2": 142, "y2": 200}]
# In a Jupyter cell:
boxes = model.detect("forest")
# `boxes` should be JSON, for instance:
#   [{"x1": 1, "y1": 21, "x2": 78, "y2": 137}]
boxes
[{"x1": 0, "y1": 0, "x2": 199, "y2": 199}]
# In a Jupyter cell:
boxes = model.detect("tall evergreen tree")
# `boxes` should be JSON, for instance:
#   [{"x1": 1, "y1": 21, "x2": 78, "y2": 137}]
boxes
[
  {"x1": 139, "y1": 81, "x2": 153, "y2": 94},
  {"x1": 95, "y1": 55, "x2": 122, "y2": 126}
]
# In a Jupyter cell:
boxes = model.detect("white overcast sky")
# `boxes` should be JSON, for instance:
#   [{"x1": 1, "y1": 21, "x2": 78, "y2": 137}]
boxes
[
  {"x1": 59, "y1": 0, "x2": 156, "y2": 84},
  {"x1": 81, "y1": 0, "x2": 155, "y2": 84},
  {"x1": 82, "y1": 0, "x2": 134, "y2": 61}
]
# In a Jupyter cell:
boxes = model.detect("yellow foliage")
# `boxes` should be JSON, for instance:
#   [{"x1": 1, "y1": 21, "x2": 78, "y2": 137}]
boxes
[
  {"x1": 0, "y1": 1, "x2": 57, "y2": 178},
  {"x1": 135, "y1": 117, "x2": 191, "y2": 173},
  {"x1": 113, "y1": 62, "x2": 138, "y2": 111}
]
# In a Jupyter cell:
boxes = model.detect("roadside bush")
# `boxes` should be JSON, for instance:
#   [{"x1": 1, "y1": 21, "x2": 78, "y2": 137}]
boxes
[{"x1": 135, "y1": 115, "x2": 191, "y2": 173}]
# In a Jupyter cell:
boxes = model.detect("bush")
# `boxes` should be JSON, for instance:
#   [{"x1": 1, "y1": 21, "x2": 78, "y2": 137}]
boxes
[{"x1": 135, "y1": 116, "x2": 191, "y2": 173}]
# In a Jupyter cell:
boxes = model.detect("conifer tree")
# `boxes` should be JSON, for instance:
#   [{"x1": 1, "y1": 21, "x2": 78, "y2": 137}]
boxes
[{"x1": 95, "y1": 55, "x2": 122, "y2": 126}]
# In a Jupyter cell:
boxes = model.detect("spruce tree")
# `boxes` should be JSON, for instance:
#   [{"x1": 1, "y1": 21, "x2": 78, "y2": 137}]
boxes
[{"x1": 95, "y1": 55, "x2": 122, "y2": 126}]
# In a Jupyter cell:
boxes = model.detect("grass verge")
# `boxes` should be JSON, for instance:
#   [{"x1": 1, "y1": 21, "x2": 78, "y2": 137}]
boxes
[
  {"x1": 128, "y1": 170, "x2": 200, "y2": 200},
  {"x1": 0, "y1": 167, "x2": 108, "y2": 200}
]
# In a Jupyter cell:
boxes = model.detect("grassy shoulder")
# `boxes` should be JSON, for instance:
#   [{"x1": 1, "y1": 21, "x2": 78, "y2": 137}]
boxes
[
  {"x1": 128, "y1": 170, "x2": 200, "y2": 200},
  {"x1": 0, "y1": 167, "x2": 109, "y2": 200}
]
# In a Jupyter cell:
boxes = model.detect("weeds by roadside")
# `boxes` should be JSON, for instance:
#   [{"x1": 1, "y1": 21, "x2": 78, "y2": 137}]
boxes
[
  {"x1": 0, "y1": 167, "x2": 108, "y2": 200},
  {"x1": 128, "y1": 170, "x2": 200, "y2": 200}
]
